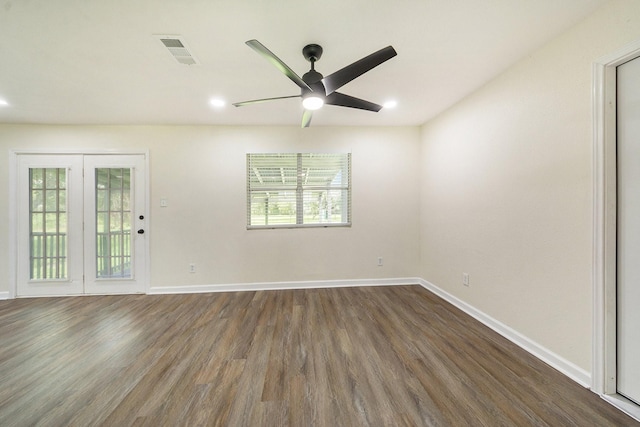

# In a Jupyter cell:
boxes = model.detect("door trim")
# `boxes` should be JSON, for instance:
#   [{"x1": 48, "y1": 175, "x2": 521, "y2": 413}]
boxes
[
  {"x1": 9, "y1": 149, "x2": 150, "y2": 298},
  {"x1": 593, "y1": 39, "x2": 640, "y2": 419}
]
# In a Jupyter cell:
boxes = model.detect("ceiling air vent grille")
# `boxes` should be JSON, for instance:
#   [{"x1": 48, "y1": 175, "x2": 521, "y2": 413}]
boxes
[{"x1": 156, "y1": 35, "x2": 199, "y2": 65}]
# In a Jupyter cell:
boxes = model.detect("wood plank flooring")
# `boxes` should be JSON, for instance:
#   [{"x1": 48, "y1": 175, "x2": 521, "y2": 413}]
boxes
[{"x1": 0, "y1": 285, "x2": 637, "y2": 426}]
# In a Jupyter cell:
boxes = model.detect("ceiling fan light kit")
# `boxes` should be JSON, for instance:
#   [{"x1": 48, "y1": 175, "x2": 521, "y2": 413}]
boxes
[
  {"x1": 302, "y1": 95, "x2": 324, "y2": 111},
  {"x1": 233, "y1": 40, "x2": 397, "y2": 127}
]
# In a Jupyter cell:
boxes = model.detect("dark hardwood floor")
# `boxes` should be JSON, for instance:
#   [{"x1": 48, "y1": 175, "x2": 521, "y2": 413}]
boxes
[{"x1": 0, "y1": 285, "x2": 637, "y2": 426}]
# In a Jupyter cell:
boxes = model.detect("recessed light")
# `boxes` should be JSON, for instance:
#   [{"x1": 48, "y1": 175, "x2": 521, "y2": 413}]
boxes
[
  {"x1": 0, "y1": 99, "x2": 9, "y2": 107},
  {"x1": 383, "y1": 100, "x2": 397, "y2": 109},
  {"x1": 209, "y1": 98, "x2": 226, "y2": 108}
]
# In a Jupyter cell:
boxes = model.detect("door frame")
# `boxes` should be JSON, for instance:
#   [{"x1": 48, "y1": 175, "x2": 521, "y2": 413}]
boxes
[
  {"x1": 593, "y1": 39, "x2": 640, "y2": 419},
  {"x1": 8, "y1": 149, "x2": 150, "y2": 299}
]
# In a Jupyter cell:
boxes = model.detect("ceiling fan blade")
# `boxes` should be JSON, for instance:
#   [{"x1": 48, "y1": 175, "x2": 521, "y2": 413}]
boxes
[
  {"x1": 233, "y1": 95, "x2": 300, "y2": 107},
  {"x1": 301, "y1": 110, "x2": 313, "y2": 128},
  {"x1": 246, "y1": 40, "x2": 312, "y2": 92},
  {"x1": 326, "y1": 92, "x2": 383, "y2": 112},
  {"x1": 322, "y1": 46, "x2": 397, "y2": 95}
]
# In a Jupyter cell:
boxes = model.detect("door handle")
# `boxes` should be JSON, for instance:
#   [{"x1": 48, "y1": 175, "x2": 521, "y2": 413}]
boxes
[{"x1": 137, "y1": 229, "x2": 144, "y2": 234}]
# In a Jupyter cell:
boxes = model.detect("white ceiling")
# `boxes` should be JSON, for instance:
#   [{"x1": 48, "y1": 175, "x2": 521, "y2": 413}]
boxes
[{"x1": 0, "y1": 0, "x2": 606, "y2": 127}]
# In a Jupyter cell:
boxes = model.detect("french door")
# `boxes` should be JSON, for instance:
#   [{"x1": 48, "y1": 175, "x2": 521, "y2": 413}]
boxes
[
  {"x1": 617, "y1": 55, "x2": 640, "y2": 405},
  {"x1": 16, "y1": 154, "x2": 147, "y2": 296}
]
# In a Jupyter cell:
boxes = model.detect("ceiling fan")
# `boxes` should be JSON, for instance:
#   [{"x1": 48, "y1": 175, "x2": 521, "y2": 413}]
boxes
[{"x1": 233, "y1": 40, "x2": 397, "y2": 127}]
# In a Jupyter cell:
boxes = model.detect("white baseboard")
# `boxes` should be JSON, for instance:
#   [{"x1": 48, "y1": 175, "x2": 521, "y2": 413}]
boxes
[
  {"x1": 0, "y1": 292, "x2": 9, "y2": 300},
  {"x1": 417, "y1": 278, "x2": 592, "y2": 388},
  {"x1": 148, "y1": 277, "x2": 422, "y2": 295}
]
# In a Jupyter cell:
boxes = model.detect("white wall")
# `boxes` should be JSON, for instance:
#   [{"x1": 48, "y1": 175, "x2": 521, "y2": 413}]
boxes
[
  {"x1": 419, "y1": 0, "x2": 640, "y2": 373},
  {"x1": 0, "y1": 125, "x2": 421, "y2": 294}
]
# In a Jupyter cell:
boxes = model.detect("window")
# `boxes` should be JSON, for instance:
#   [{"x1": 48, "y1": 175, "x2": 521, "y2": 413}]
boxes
[{"x1": 247, "y1": 153, "x2": 351, "y2": 228}]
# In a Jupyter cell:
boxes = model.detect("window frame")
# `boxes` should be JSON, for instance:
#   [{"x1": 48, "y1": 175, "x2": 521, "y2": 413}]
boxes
[{"x1": 246, "y1": 152, "x2": 352, "y2": 229}]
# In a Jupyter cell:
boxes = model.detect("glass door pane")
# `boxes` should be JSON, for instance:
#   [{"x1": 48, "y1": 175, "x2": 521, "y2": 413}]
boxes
[
  {"x1": 29, "y1": 167, "x2": 68, "y2": 280},
  {"x1": 95, "y1": 168, "x2": 132, "y2": 279}
]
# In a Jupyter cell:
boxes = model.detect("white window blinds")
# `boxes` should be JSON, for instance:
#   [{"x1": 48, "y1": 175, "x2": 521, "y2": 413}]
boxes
[{"x1": 247, "y1": 153, "x2": 351, "y2": 228}]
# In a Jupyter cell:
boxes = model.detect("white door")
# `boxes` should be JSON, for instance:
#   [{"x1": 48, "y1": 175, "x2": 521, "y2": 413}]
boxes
[
  {"x1": 83, "y1": 155, "x2": 146, "y2": 294},
  {"x1": 617, "y1": 55, "x2": 640, "y2": 405},
  {"x1": 16, "y1": 154, "x2": 147, "y2": 296},
  {"x1": 16, "y1": 155, "x2": 85, "y2": 296}
]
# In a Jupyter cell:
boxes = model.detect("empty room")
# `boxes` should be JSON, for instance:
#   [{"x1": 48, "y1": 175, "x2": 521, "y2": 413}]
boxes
[{"x1": 1, "y1": 0, "x2": 640, "y2": 425}]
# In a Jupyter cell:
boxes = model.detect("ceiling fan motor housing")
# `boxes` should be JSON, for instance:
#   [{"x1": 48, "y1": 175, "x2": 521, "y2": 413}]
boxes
[{"x1": 302, "y1": 69, "x2": 324, "y2": 95}]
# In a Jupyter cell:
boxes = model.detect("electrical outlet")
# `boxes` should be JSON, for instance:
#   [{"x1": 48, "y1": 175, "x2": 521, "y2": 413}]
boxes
[
  {"x1": 377, "y1": 257, "x2": 383, "y2": 266},
  {"x1": 189, "y1": 263, "x2": 196, "y2": 273},
  {"x1": 462, "y1": 273, "x2": 470, "y2": 286}
]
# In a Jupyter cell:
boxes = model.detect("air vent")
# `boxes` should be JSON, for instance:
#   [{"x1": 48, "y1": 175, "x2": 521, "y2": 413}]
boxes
[{"x1": 155, "y1": 35, "x2": 199, "y2": 65}]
